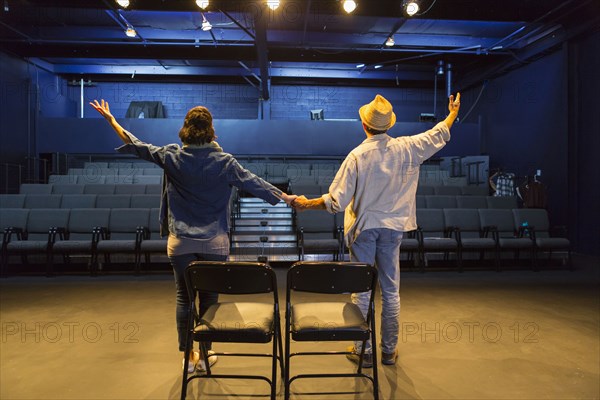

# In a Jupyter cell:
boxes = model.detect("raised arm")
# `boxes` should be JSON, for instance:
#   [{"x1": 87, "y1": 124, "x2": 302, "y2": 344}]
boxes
[
  {"x1": 443, "y1": 92, "x2": 461, "y2": 130},
  {"x1": 89, "y1": 99, "x2": 132, "y2": 144}
]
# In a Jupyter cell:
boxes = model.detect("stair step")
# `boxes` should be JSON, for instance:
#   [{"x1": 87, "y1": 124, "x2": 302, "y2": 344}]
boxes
[
  {"x1": 238, "y1": 213, "x2": 292, "y2": 218},
  {"x1": 231, "y1": 234, "x2": 297, "y2": 242},
  {"x1": 234, "y1": 226, "x2": 294, "y2": 233},
  {"x1": 231, "y1": 242, "x2": 298, "y2": 249},
  {"x1": 235, "y1": 219, "x2": 292, "y2": 226}
]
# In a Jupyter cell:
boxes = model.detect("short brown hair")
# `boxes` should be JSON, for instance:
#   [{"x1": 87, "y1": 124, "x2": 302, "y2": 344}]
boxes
[
  {"x1": 364, "y1": 124, "x2": 387, "y2": 135},
  {"x1": 178, "y1": 106, "x2": 215, "y2": 145}
]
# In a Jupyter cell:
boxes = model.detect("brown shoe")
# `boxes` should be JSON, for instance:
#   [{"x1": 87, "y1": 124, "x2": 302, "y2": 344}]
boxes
[
  {"x1": 381, "y1": 350, "x2": 397, "y2": 365},
  {"x1": 345, "y1": 346, "x2": 373, "y2": 368}
]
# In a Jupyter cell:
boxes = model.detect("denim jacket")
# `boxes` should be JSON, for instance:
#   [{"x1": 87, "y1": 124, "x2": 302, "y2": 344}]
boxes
[{"x1": 116, "y1": 131, "x2": 282, "y2": 239}]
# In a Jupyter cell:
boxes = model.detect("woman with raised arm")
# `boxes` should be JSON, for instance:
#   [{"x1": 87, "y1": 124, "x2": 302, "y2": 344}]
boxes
[{"x1": 90, "y1": 100, "x2": 296, "y2": 373}]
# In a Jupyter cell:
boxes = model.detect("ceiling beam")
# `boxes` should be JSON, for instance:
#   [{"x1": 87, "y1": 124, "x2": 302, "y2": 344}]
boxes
[{"x1": 253, "y1": 4, "x2": 270, "y2": 100}]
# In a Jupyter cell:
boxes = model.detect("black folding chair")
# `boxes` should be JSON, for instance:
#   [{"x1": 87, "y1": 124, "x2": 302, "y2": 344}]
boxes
[
  {"x1": 284, "y1": 261, "x2": 379, "y2": 400},
  {"x1": 181, "y1": 261, "x2": 283, "y2": 400}
]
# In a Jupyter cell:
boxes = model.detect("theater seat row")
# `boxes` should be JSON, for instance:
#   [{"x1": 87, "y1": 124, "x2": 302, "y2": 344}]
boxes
[
  {"x1": 401, "y1": 208, "x2": 571, "y2": 272},
  {"x1": 0, "y1": 208, "x2": 165, "y2": 276},
  {"x1": 19, "y1": 183, "x2": 161, "y2": 195},
  {"x1": 1, "y1": 194, "x2": 160, "y2": 209},
  {"x1": 48, "y1": 175, "x2": 162, "y2": 185}
]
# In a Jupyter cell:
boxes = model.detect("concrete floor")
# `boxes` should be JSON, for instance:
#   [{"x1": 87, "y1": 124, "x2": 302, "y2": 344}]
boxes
[{"x1": 1, "y1": 256, "x2": 598, "y2": 400}]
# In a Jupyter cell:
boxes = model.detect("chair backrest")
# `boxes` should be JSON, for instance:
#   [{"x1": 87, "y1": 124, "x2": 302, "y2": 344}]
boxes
[
  {"x1": 48, "y1": 175, "x2": 78, "y2": 185},
  {"x1": 291, "y1": 184, "x2": 321, "y2": 196},
  {"x1": 114, "y1": 184, "x2": 147, "y2": 195},
  {"x1": 24, "y1": 194, "x2": 62, "y2": 209},
  {"x1": 83, "y1": 184, "x2": 115, "y2": 194},
  {"x1": 460, "y1": 186, "x2": 489, "y2": 196},
  {"x1": 96, "y1": 194, "x2": 131, "y2": 208},
  {"x1": 478, "y1": 209, "x2": 516, "y2": 236},
  {"x1": 486, "y1": 196, "x2": 518, "y2": 209},
  {"x1": 0, "y1": 194, "x2": 26, "y2": 208},
  {"x1": 142, "y1": 168, "x2": 163, "y2": 176},
  {"x1": 416, "y1": 208, "x2": 445, "y2": 236},
  {"x1": 296, "y1": 210, "x2": 336, "y2": 234},
  {"x1": 148, "y1": 208, "x2": 161, "y2": 238},
  {"x1": 67, "y1": 208, "x2": 110, "y2": 238},
  {"x1": 104, "y1": 175, "x2": 134, "y2": 184},
  {"x1": 0, "y1": 208, "x2": 29, "y2": 231},
  {"x1": 425, "y1": 195, "x2": 457, "y2": 209},
  {"x1": 106, "y1": 208, "x2": 150, "y2": 239},
  {"x1": 77, "y1": 174, "x2": 106, "y2": 184},
  {"x1": 186, "y1": 262, "x2": 277, "y2": 295},
  {"x1": 145, "y1": 184, "x2": 161, "y2": 194},
  {"x1": 512, "y1": 209, "x2": 550, "y2": 236},
  {"x1": 443, "y1": 209, "x2": 482, "y2": 237},
  {"x1": 20, "y1": 183, "x2": 53, "y2": 195},
  {"x1": 416, "y1": 195, "x2": 426, "y2": 209},
  {"x1": 287, "y1": 262, "x2": 376, "y2": 294},
  {"x1": 52, "y1": 184, "x2": 85, "y2": 194},
  {"x1": 456, "y1": 195, "x2": 488, "y2": 209},
  {"x1": 434, "y1": 186, "x2": 462, "y2": 196},
  {"x1": 84, "y1": 162, "x2": 109, "y2": 169},
  {"x1": 416, "y1": 185, "x2": 435, "y2": 195},
  {"x1": 26, "y1": 209, "x2": 70, "y2": 238},
  {"x1": 134, "y1": 175, "x2": 162, "y2": 185},
  {"x1": 130, "y1": 194, "x2": 161, "y2": 209},
  {"x1": 60, "y1": 194, "x2": 97, "y2": 209}
]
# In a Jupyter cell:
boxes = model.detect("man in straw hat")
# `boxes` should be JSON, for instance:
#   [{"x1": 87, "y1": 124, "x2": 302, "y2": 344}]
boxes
[{"x1": 293, "y1": 93, "x2": 461, "y2": 366}]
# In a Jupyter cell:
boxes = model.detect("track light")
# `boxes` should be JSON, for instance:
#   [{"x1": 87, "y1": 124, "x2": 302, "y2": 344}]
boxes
[
  {"x1": 385, "y1": 36, "x2": 395, "y2": 47},
  {"x1": 374, "y1": 65, "x2": 383, "y2": 69},
  {"x1": 436, "y1": 60, "x2": 444, "y2": 75},
  {"x1": 124, "y1": 25, "x2": 137, "y2": 37},
  {"x1": 266, "y1": 0, "x2": 280, "y2": 10},
  {"x1": 342, "y1": 0, "x2": 357, "y2": 14},
  {"x1": 201, "y1": 13, "x2": 212, "y2": 31},
  {"x1": 356, "y1": 63, "x2": 365, "y2": 68},
  {"x1": 196, "y1": 0, "x2": 209, "y2": 9},
  {"x1": 403, "y1": 0, "x2": 419, "y2": 16},
  {"x1": 116, "y1": 0, "x2": 129, "y2": 8}
]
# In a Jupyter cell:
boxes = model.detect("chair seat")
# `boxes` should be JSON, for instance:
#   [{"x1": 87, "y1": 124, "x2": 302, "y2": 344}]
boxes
[
  {"x1": 536, "y1": 237, "x2": 570, "y2": 249},
  {"x1": 400, "y1": 238, "x2": 419, "y2": 250},
  {"x1": 460, "y1": 238, "x2": 496, "y2": 249},
  {"x1": 96, "y1": 240, "x2": 137, "y2": 253},
  {"x1": 422, "y1": 237, "x2": 457, "y2": 250},
  {"x1": 302, "y1": 239, "x2": 340, "y2": 251},
  {"x1": 52, "y1": 240, "x2": 93, "y2": 253},
  {"x1": 194, "y1": 302, "x2": 274, "y2": 343},
  {"x1": 6, "y1": 241, "x2": 48, "y2": 252},
  {"x1": 291, "y1": 301, "x2": 369, "y2": 341},
  {"x1": 498, "y1": 237, "x2": 532, "y2": 249},
  {"x1": 140, "y1": 239, "x2": 167, "y2": 252}
]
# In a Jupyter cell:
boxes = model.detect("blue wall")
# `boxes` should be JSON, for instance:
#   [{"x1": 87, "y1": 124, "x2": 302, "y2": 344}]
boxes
[{"x1": 71, "y1": 81, "x2": 438, "y2": 122}]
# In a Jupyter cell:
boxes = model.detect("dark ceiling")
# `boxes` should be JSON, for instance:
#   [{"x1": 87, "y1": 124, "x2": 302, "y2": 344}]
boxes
[{"x1": 1, "y1": 0, "x2": 598, "y2": 96}]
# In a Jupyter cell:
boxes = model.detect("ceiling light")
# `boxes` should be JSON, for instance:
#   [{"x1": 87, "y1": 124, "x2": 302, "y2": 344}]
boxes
[
  {"x1": 356, "y1": 63, "x2": 365, "y2": 68},
  {"x1": 116, "y1": 0, "x2": 129, "y2": 8},
  {"x1": 385, "y1": 36, "x2": 395, "y2": 47},
  {"x1": 3, "y1": 0, "x2": 8, "y2": 12},
  {"x1": 403, "y1": 1, "x2": 419, "y2": 16},
  {"x1": 374, "y1": 65, "x2": 383, "y2": 69},
  {"x1": 342, "y1": 0, "x2": 357, "y2": 14},
  {"x1": 196, "y1": 0, "x2": 209, "y2": 9},
  {"x1": 124, "y1": 25, "x2": 137, "y2": 37},
  {"x1": 201, "y1": 14, "x2": 212, "y2": 31},
  {"x1": 266, "y1": 0, "x2": 280, "y2": 10}
]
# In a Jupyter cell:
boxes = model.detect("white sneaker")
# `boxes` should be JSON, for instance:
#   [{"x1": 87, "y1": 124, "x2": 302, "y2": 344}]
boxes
[
  {"x1": 182, "y1": 350, "x2": 218, "y2": 373},
  {"x1": 196, "y1": 350, "x2": 218, "y2": 372}
]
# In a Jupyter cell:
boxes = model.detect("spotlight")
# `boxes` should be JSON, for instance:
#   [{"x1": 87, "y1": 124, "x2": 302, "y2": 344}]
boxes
[
  {"x1": 3, "y1": 0, "x2": 8, "y2": 12},
  {"x1": 266, "y1": 0, "x2": 279, "y2": 10},
  {"x1": 385, "y1": 36, "x2": 395, "y2": 47},
  {"x1": 374, "y1": 65, "x2": 383, "y2": 69},
  {"x1": 201, "y1": 13, "x2": 212, "y2": 31},
  {"x1": 403, "y1": 0, "x2": 419, "y2": 16},
  {"x1": 195, "y1": 0, "x2": 209, "y2": 9},
  {"x1": 436, "y1": 60, "x2": 444, "y2": 75},
  {"x1": 355, "y1": 63, "x2": 365, "y2": 68},
  {"x1": 125, "y1": 25, "x2": 137, "y2": 37},
  {"x1": 116, "y1": 0, "x2": 129, "y2": 8},
  {"x1": 342, "y1": 0, "x2": 357, "y2": 14}
]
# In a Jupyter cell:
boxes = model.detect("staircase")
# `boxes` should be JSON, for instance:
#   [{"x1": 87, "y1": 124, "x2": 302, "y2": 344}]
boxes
[{"x1": 230, "y1": 197, "x2": 298, "y2": 262}]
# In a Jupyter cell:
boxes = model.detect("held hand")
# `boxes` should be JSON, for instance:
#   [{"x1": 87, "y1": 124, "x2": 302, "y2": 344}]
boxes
[
  {"x1": 291, "y1": 195, "x2": 308, "y2": 211},
  {"x1": 280, "y1": 193, "x2": 298, "y2": 207},
  {"x1": 89, "y1": 99, "x2": 114, "y2": 120},
  {"x1": 448, "y1": 92, "x2": 461, "y2": 114}
]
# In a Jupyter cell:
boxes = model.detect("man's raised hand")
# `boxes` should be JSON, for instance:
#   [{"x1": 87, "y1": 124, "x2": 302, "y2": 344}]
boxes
[{"x1": 448, "y1": 92, "x2": 461, "y2": 114}]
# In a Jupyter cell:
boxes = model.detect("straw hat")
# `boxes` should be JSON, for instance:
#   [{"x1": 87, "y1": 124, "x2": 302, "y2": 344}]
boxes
[{"x1": 358, "y1": 94, "x2": 396, "y2": 131}]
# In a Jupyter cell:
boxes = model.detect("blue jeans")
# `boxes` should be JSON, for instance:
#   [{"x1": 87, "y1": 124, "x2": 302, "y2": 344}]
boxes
[
  {"x1": 169, "y1": 252, "x2": 227, "y2": 352},
  {"x1": 350, "y1": 228, "x2": 403, "y2": 354}
]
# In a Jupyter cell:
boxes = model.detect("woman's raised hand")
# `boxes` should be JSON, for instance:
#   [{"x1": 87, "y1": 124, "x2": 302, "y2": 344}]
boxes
[{"x1": 89, "y1": 99, "x2": 114, "y2": 120}]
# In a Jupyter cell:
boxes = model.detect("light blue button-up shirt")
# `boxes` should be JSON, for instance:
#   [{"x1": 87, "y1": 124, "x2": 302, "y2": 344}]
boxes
[{"x1": 322, "y1": 122, "x2": 451, "y2": 245}]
